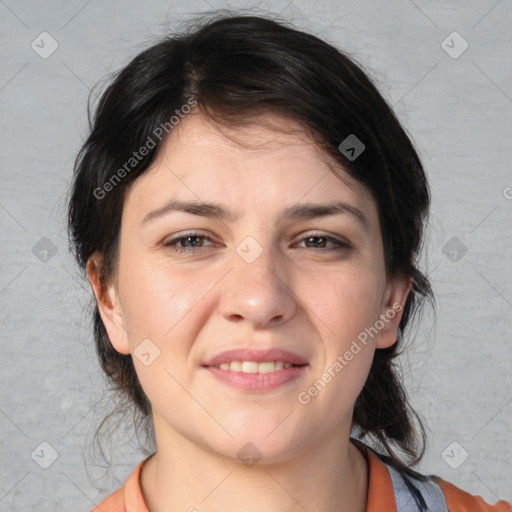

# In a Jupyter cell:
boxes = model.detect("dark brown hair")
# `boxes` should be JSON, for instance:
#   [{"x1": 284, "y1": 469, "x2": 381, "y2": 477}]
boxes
[{"x1": 67, "y1": 10, "x2": 435, "y2": 501}]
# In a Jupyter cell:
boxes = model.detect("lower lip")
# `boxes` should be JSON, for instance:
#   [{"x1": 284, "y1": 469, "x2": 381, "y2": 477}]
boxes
[{"x1": 203, "y1": 365, "x2": 308, "y2": 392}]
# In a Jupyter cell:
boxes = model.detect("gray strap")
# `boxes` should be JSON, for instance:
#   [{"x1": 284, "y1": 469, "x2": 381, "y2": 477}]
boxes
[{"x1": 386, "y1": 463, "x2": 448, "y2": 512}]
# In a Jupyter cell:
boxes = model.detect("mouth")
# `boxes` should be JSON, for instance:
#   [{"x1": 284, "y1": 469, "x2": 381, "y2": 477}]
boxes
[
  {"x1": 203, "y1": 347, "x2": 308, "y2": 368},
  {"x1": 201, "y1": 348, "x2": 309, "y2": 392},
  {"x1": 206, "y1": 360, "x2": 306, "y2": 373}
]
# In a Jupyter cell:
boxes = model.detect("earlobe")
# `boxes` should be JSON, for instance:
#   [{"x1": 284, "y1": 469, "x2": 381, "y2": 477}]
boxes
[
  {"x1": 375, "y1": 275, "x2": 413, "y2": 349},
  {"x1": 85, "y1": 254, "x2": 131, "y2": 355}
]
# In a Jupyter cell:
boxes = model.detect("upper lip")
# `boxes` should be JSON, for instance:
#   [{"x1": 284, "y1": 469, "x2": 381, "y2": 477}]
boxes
[{"x1": 203, "y1": 348, "x2": 308, "y2": 366}]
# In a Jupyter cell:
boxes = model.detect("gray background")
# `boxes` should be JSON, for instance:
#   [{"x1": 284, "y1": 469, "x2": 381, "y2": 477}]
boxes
[{"x1": 1, "y1": 0, "x2": 511, "y2": 510}]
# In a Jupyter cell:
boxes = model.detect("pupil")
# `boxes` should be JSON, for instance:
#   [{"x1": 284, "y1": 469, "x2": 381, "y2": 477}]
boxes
[
  {"x1": 186, "y1": 236, "x2": 200, "y2": 247},
  {"x1": 308, "y1": 236, "x2": 324, "y2": 248}
]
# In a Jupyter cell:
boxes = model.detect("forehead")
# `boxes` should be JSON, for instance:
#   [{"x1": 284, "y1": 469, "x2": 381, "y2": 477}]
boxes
[
  {"x1": 122, "y1": 110, "x2": 380, "y2": 232},
  {"x1": 160, "y1": 111, "x2": 351, "y2": 171},
  {"x1": 169, "y1": 110, "x2": 325, "y2": 151}
]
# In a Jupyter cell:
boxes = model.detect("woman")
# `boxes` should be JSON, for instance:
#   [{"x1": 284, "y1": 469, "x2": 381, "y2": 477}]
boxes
[{"x1": 67, "y1": 12, "x2": 511, "y2": 512}]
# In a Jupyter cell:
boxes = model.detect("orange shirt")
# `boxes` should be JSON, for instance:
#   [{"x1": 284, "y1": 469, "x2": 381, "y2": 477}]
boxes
[{"x1": 92, "y1": 445, "x2": 512, "y2": 512}]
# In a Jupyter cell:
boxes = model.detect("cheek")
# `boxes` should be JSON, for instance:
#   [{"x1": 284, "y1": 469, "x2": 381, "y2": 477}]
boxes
[
  {"x1": 315, "y1": 265, "x2": 385, "y2": 336},
  {"x1": 119, "y1": 254, "x2": 212, "y2": 341},
  {"x1": 307, "y1": 270, "x2": 381, "y2": 408},
  {"x1": 119, "y1": 263, "x2": 211, "y2": 403}
]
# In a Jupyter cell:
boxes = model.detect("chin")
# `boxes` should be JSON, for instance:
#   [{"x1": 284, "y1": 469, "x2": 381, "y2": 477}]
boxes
[{"x1": 210, "y1": 430, "x2": 306, "y2": 467}]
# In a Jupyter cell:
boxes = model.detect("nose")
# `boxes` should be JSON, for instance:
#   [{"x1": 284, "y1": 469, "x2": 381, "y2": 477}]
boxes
[{"x1": 218, "y1": 241, "x2": 297, "y2": 329}]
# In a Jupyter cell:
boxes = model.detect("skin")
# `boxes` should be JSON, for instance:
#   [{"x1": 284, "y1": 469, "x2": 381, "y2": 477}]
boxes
[{"x1": 87, "y1": 110, "x2": 412, "y2": 512}]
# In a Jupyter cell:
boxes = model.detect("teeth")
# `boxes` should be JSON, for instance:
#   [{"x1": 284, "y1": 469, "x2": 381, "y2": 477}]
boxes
[
  {"x1": 229, "y1": 361, "x2": 243, "y2": 371},
  {"x1": 213, "y1": 361, "x2": 296, "y2": 372}
]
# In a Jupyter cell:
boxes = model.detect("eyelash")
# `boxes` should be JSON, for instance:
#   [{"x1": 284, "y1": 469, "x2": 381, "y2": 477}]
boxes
[{"x1": 162, "y1": 232, "x2": 352, "y2": 254}]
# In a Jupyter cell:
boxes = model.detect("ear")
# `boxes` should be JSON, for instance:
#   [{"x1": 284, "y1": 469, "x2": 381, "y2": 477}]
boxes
[
  {"x1": 375, "y1": 274, "x2": 413, "y2": 349},
  {"x1": 85, "y1": 253, "x2": 130, "y2": 355}
]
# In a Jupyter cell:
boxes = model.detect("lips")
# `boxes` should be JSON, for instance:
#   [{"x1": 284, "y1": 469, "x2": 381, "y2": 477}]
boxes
[{"x1": 202, "y1": 348, "x2": 308, "y2": 367}]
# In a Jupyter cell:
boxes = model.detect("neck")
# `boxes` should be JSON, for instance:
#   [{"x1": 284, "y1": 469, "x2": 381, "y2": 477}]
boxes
[{"x1": 140, "y1": 421, "x2": 368, "y2": 512}]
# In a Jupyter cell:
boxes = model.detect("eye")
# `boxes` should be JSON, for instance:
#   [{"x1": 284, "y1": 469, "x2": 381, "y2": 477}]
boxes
[
  {"x1": 295, "y1": 233, "x2": 352, "y2": 251},
  {"x1": 161, "y1": 231, "x2": 352, "y2": 255},
  {"x1": 162, "y1": 232, "x2": 216, "y2": 253}
]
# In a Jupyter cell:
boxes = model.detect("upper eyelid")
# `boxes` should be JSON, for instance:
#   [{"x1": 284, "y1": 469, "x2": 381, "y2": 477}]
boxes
[{"x1": 163, "y1": 230, "x2": 213, "y2": 242}]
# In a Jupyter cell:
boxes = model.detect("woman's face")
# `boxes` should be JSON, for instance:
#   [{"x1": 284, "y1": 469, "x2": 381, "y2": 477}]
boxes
[{"x1": 90, "y1": 111, "x2": 411, "y2": 463}]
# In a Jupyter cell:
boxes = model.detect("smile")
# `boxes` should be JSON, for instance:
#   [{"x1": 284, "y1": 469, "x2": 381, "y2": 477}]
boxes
[
  {"x1": 210, "y1": 361, "x2": 298, "y2": 373},
  {"x1": 204, "y1": 363, "x2": 308, "y2": 392}
]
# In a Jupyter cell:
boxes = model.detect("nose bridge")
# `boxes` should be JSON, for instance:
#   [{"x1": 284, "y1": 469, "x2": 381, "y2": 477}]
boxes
[{"x1": 218, "y1": 235, "x2": 296, "y2": 327}]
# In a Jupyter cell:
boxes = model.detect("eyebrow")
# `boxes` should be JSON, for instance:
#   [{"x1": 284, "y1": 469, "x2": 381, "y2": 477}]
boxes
[{"x1": 141, "y1": 199, "x2": 369, "y2": 231}]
